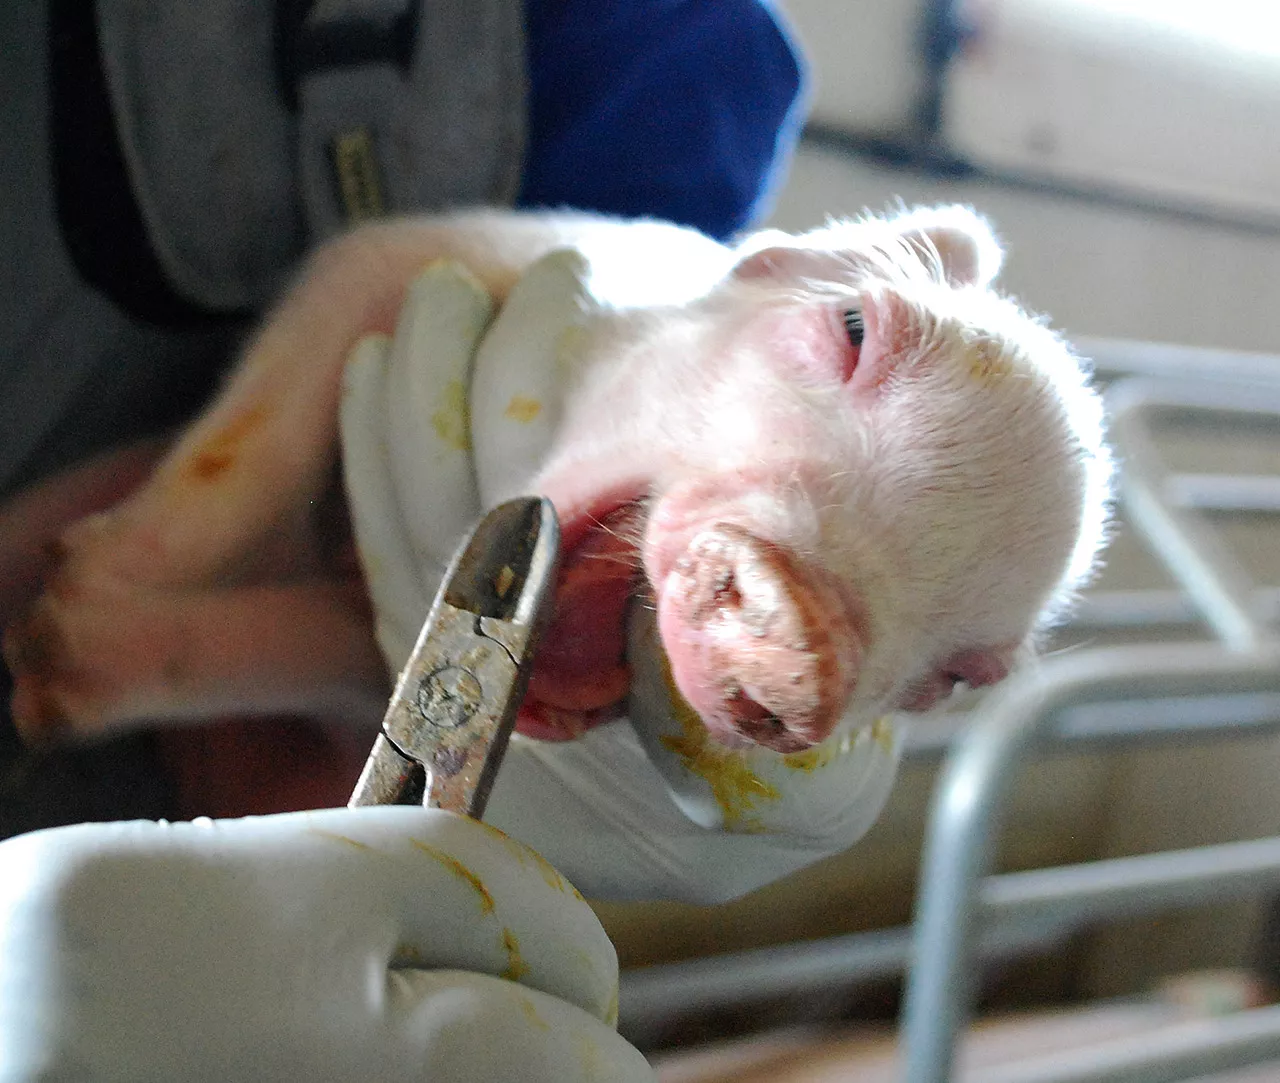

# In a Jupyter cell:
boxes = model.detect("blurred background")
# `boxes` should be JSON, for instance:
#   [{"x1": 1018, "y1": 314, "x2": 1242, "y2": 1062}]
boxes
[
  {"x1": 603, "y1": 2, "x2": 1280, "y2": 1077},
  {"x1": 772, "y1": 0, "x2": 1280, "y2": 352}
]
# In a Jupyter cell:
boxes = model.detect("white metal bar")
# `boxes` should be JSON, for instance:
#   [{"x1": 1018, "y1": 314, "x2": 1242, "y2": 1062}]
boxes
[
  {"x1": 618, "y1": 917, "x2": 1077, "y2": 1043},
  {"x1": 981, "y1": 836, "x2": 1280, "y2": 928},
  {"x1": 1168, "y1": 474, "x2": 1280, "y2": 515},
  {"x1": 1069, "y1": 588, "x2": 1280, "y2": 631},
  {"x1": 979, "y1": 1005, "x2": 1280, "y2": 1083},
  {"x1": 620, "y1": 837, "x2": 1280, "y2": 1044},
  {"x1": 1080, "y1": 338, "x2": 1280, "y2": 389},
  {"x1": 1105, "y1": 380, "x2": 1278, "y2": 651},
  {"x1": 899, "y1": 643, "x2": 1280, "y2": 1083}
]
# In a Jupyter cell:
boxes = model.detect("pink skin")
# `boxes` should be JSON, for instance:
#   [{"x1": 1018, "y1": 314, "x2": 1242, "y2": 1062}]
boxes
[
  {"x1": 0, "y1": 440, "x2": 167, "y2": 629},
  {"x1": 893, "y1": 648, "x2": 1015, "y2": 713},
  {"x1": 626, "y1": 467, "x2": 866, "y2": 752},
  {"x1": 1, "y1": 206, "x2": 1108, "y2": 818}
]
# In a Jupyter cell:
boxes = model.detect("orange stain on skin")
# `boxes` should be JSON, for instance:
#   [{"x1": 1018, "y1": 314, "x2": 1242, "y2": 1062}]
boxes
[
  {"x1": 657, "y1": 654, "x2": 780, "y2": 831},
  {"x1": 782, "y1": 745, "x2": 833, "y2": 774},
  {"x1": 966, "y1": 339, "x2": 1011, "y2": 385},
  {"x1": 472, "y1": 818, "x2": 583, "y2": 900},
  {"x1": 520, "y1": 996, "x2": 551, "y2": 1031},
  {"x1": 431, "y1": 381, "x2": 471, "y2": 451},
  {"x1": 308, "y1": 829, "x2": 376, "y2": 852},
  {"x1": 184, "y1": 405, "x2": 271, "y2": 483},
  {"x1": 872, "y1": 716, "x2": 896, "y2": 753}
]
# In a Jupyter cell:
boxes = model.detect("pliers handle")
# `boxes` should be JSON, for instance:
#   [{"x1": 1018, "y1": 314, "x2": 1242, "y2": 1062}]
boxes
[{"x1": 348, "y1": 498, "x2": 560, "y2": 819}]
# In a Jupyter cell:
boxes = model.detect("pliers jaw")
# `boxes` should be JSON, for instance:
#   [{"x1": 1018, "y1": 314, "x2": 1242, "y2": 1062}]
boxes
[{"x1": 349, "y1": 497, "x2": 560, "y2": 819}]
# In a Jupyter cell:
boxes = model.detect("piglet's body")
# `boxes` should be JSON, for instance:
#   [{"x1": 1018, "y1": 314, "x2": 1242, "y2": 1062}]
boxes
[{"x1": 4, "y1": 207, "x2": 1111, "y2": 773}]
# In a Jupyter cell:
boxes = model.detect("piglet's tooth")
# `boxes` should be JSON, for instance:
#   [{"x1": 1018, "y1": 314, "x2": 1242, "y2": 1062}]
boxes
[{"x1": 658, "y1": 525, "x2": 860, "y2": 753}]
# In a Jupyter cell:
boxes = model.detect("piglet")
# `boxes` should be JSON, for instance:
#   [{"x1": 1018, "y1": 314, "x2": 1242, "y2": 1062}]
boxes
[{"x1": 3, "y1": 206, "x2": 1111, "y2": 791}]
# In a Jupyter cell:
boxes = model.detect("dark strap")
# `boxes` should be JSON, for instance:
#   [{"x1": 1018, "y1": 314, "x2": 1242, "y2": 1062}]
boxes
[
  {"x1": 92, "y1": 0, "x2": 526, "y2": 309},
  {"x1": 280, "y1": 0, "x2": 417, "y2": 229},
  {"x1": 288, "y1": 0, "x2": 528, "y2": 238}
]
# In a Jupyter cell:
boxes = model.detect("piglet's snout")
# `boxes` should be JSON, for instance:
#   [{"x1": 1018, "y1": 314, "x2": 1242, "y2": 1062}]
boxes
[{"x1": 655, "y1": 524, "x2": 861, "y2": 753}]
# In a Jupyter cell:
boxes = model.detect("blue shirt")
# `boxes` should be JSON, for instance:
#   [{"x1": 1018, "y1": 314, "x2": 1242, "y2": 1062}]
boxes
[{"x1": 519, "y1": 0, "x2": 809, "y2": 241}]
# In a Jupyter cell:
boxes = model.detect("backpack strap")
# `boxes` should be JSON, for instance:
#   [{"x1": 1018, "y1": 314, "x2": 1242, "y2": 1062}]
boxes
[
  {"x1": 287, "y1": 0, "x2": 527, "y2": 238},
  {"x1": 96, "y1": 0, "x2": 526, "y2": 310}
]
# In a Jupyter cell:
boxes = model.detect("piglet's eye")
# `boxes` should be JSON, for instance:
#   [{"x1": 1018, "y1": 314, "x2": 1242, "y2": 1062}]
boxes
[
  {"x1": 834, "y1": 306, "x2": 864, "y2": 383},
  {"x1": 842, "y1": 307, "x2": 865, "y2": 347}
]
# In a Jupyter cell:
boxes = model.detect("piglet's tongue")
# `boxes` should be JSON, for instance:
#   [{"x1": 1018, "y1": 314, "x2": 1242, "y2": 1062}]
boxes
[{"x1": 517, "y1": 506, "x2": 642, "y2": 740}]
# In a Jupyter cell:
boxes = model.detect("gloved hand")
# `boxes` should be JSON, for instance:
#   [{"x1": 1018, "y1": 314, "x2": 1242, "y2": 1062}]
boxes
[{"x1": 0, "y1": 806, "x2": 653, "y2": 1083}]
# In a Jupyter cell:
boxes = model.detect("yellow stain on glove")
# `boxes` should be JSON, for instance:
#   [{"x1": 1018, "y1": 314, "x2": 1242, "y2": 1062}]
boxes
[
  {"x1": 431, "y1": 379, "x2": 472, "y2": 451},
  {"x1": 657, "y1": 660, "x2": 780, "y2": 832}
]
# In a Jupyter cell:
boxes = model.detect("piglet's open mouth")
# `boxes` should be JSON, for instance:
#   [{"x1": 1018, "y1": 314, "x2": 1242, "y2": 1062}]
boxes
[
  {"x1": 516, "y1": 503, "x2": 647, "y2": 741},
  {"x1": 517, "y1": 503, "x2": 863, "y2": 754}
]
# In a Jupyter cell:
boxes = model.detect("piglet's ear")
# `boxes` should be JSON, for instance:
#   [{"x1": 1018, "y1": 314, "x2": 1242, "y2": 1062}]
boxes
[
  {"x1": 732, "y1": 205, "x2": 1004, "y2": 290},
  {"x1": 889, "y1": 204, "x2": 1004, "y2": 288},
  {"x1": 730, "y1": 236, "x2": 850, "y2": 283}
]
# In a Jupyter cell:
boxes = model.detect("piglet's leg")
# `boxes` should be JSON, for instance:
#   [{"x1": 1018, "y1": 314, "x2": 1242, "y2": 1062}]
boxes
[
  {"x1": 0, "y1": 440, "x2": 166, "y2": 628},
  {"x1": 79, "y1": 227, "x2": 510, "y2": 590},
  {"x1": 5, "y1": 222, "x2": 522, "y2": 743},
  {"x1": 6, "y1": 565, "x2": 387, "y2": 742}
]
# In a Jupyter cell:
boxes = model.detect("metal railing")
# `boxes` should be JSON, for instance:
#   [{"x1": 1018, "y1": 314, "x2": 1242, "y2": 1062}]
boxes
[
  {"x1": 900, "y1": 369, "x2": 1280, "y2": 1081},
  {"x1": 619, "y1": 343, "x2": 1280, "y2": 1078}
]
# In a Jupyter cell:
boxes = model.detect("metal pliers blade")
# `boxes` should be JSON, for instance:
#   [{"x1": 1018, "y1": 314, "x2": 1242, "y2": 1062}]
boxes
[{"x1": 348, "y1": 497, "x2": 560, "y2": 819}]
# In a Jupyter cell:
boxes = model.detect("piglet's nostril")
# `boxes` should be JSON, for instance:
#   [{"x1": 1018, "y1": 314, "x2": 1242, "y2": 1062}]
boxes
[
  {"x1": 724, "y1": 687, "x2": 805, "y2": 752},
  {"x1": 710, "y1": 566, "x2": 742, "y2": 609}
]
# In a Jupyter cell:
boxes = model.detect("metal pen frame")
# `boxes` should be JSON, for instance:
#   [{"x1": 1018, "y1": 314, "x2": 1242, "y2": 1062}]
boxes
[{"x1": 901, "y1": 365, "x2": 1280, "y2": 1081}]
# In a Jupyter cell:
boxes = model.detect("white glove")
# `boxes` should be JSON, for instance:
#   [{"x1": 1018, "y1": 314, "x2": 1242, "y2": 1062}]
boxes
[
  {"x1": 0, "y1": 808, "x2": 654, "y2": 1083},
  {"x1": 340, "y1": 252, "x2": 903, "y2": 905}
]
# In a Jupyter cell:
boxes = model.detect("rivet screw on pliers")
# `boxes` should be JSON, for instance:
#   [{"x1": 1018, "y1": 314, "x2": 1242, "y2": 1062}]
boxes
[{"x1": 348, "y1": 497, "x2": 560, "y2": 820}]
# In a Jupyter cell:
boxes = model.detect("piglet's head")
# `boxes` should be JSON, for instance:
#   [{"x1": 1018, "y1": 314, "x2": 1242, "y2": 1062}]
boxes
[{"x1": 630, "y1": 206, "x2": 1112, "y2": 752}]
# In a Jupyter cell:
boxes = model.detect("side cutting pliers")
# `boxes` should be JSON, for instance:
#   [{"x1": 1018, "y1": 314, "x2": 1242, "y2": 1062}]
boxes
[{"x1": 348, "y1": 497, "x2": 560, "y2": 819}]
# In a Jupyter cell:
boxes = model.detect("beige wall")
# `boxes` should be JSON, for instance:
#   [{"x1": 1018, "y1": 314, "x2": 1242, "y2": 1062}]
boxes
[{"x1": 768, "y1": 145, "x2": 1280, "y2": 356}]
